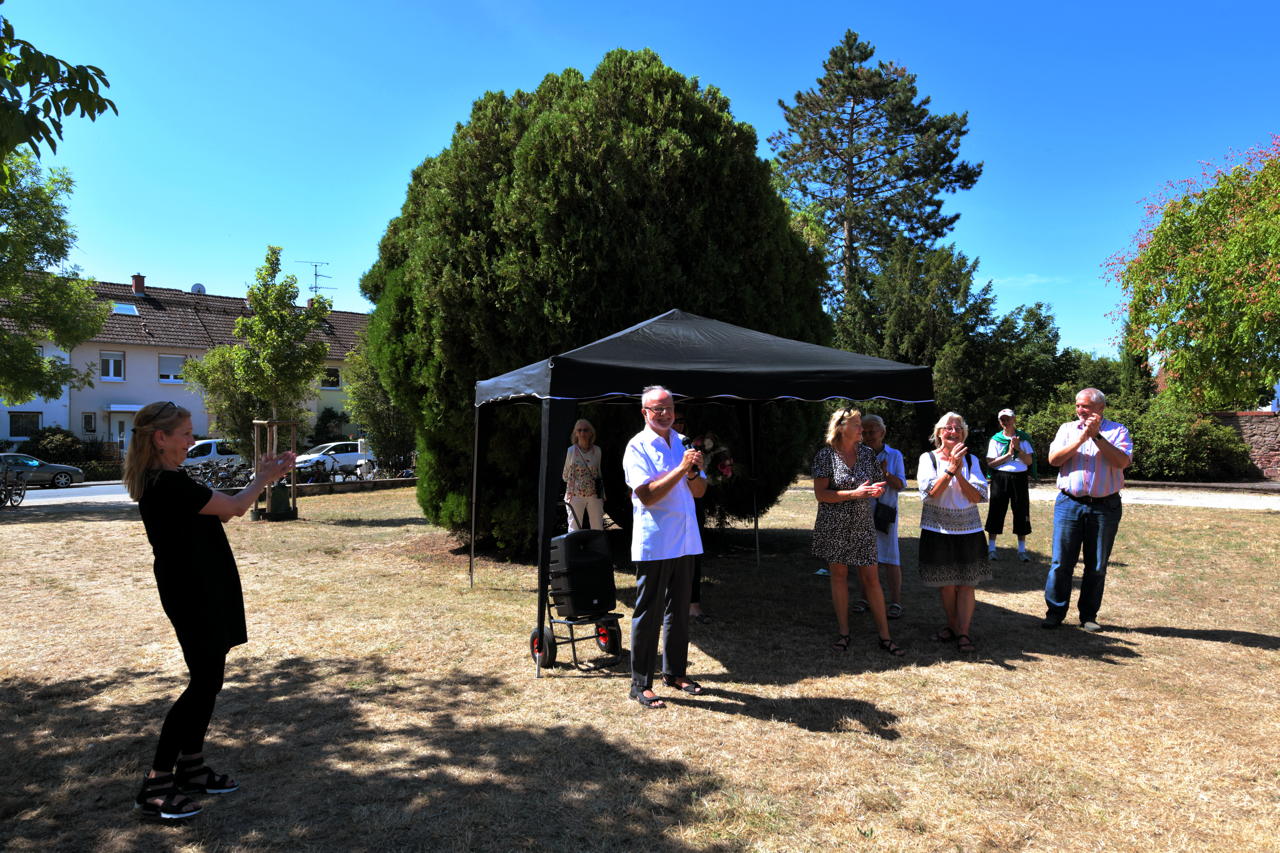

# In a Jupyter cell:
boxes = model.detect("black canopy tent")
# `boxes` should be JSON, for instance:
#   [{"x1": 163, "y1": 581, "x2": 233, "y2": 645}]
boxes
[{"x1": 469, "y1": 309, "x2": 933, "y2": 672}]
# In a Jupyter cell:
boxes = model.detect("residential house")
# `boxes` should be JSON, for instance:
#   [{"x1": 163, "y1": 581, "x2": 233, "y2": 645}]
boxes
[{"x1": 2, "y1": 274, "x2": 368, "y2": 453}]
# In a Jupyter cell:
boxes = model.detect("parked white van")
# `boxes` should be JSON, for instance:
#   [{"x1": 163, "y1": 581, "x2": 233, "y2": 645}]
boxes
[{"x1": 182, "y1": 439, "x2": 243, "y2": 466}]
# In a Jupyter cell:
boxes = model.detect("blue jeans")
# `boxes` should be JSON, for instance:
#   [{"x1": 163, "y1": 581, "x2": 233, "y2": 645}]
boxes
[{"x1": 1045, "y1": 492, "x2": 1123, "y2": 622}]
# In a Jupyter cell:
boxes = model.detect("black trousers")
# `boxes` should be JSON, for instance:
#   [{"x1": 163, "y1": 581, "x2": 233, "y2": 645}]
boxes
[
  {"x1": 630, "y1": 555, "x2": 693, "y2": 689},
  {"x1": 152, "y1": 645, "x2": 227, "y2": 770},
  {"x1": 985, "y1": 470, "x2": 1032, "y2": 536}
]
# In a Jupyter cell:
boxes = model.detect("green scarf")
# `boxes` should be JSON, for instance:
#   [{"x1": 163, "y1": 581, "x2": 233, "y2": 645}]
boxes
[{"x1": 992, "y1": 429, "x2": 1037, "y2": 478}]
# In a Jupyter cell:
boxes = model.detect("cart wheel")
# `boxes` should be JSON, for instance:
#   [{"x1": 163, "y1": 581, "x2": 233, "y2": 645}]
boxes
[
  {"x1": 529, "y1": 627, "x2": 556, "y2": 667},
  {"x1": 595, "y1": 622, "x2": 622, "y2": 656}
]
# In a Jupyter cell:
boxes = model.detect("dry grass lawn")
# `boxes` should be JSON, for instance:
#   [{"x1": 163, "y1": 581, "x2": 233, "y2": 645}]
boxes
[{"x1": 1, "y1": 486, "x2": 1277, "y2": 852}]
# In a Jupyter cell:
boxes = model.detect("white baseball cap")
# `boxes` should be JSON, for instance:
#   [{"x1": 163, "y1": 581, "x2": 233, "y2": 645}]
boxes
[{"x1": 997, "y1": 408, "x2": 1015, "y2": 420}]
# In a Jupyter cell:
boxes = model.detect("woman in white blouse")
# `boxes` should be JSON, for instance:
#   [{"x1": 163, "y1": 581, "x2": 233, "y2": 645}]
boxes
[
  {"x1": 562, "y1": 419, "x2": 604, "y2": 530},
  {"x1": 917, "y1": 412, "x2": 989, "y2": 652}
]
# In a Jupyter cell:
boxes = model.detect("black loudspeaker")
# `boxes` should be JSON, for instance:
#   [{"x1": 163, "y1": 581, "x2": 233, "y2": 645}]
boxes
[{"x1": 548, "y1": 530, "x2": 616, "y2": 618}]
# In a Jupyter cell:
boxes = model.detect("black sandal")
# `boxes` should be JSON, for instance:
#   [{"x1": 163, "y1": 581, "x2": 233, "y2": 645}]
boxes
[
  {"x1": 629, "y1": 684, "x2": 666, "y2": 709},
  {"x1": 175, "y1": 755, "x2": 240, "y2": 795},
  {"x1": 957, "y1": 634, "x2": 976, "y2": 652},
  {"x1": 878, "y1": 637, "x2": 906, "y2": 657},
  {"x1": 831, "y1": 633, "x2": 851, "y2": 652},
  {"x1": 135, "y1": 773, "x2": 201, "y2": 822},
  {"x1": 663, "y1": 675, "x2": 705, "y2": 695}
]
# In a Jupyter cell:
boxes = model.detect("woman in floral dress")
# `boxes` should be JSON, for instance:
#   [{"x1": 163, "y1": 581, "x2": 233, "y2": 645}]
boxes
[{"x1": 812, "y1": 408, "x2": 904, "y2": 656}]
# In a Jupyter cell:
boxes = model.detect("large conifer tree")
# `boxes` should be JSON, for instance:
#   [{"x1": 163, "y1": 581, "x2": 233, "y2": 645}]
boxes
[
  {"x1": 770, "y1": 30, "x2": 982, "y2": 311},
  {"x1": 362, "y1": 48, "x2": 827, "y2": 556}
]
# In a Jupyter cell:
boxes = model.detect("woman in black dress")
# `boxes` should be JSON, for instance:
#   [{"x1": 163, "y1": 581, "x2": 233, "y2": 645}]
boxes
[
  {"x1": 811, "y1": 408, "x2": 903, "y2": 656},
  {"x1": 123, "y1": 401, "x2": 294, "y2": 821}
]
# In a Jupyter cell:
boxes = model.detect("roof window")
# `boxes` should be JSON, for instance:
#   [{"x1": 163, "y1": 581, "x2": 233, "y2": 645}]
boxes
[{"x1": 111, "y1": 302, "x2": 140, "y2": 316}]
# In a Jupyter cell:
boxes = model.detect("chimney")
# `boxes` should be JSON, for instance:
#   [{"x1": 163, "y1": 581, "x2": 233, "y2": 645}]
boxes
[{"x1": 131, "y1": 273, "x2": 146, "y2": 294}]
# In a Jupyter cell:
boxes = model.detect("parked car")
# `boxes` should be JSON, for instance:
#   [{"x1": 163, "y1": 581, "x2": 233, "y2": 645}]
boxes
[
  {"x1": 0, "y1": 453, "x2": 86, "y2": 488},
  {"x1": 296, "y1": 441, "x2": 372, "y2": 473},
  {"x1": 181, "y1": 439, "x2": 243, "y2": 467}
]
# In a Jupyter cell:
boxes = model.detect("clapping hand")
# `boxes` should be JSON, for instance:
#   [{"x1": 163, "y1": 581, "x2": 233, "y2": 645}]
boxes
[
  {"x1": 938, "y1": 444, "x2": 968, "y2": 473},
  {"x1": 861, "y1": 480, "x2": 887, "y2": 499},
  {"x1": 259, "y1": 451, "x2": 297, "y2": 482}
]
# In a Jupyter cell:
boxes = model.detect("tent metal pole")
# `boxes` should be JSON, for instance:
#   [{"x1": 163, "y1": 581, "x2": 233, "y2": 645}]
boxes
[
  {"x1": 750, "y1": 401, "x2": 759, "y2": 570},
  {"x1": 469, "y1": 404, "x2": 480, "y2": 589}
]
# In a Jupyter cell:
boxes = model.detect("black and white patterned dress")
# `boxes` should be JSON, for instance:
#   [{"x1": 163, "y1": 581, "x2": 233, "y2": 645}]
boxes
[{"x1": 811, "y1": 444, "x2": 883, "y2": 567}]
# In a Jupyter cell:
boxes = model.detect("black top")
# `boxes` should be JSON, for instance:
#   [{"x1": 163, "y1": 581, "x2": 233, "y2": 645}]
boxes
[{"x1": 138, "y1": 469, "x2": 246, "y2": 654}]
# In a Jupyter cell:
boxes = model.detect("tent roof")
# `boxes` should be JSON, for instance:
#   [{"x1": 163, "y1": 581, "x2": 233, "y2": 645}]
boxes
[{"x1": 474, "y1": 309, "x2": 932, "y2": 406}]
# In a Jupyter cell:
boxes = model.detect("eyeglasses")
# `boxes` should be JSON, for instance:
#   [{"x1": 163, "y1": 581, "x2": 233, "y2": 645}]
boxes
[
  {"x1": 645, "y1": 405, "x2": 673, "y2": 414},
  {"x1": 575, "y1": 428, "x2": 592, "y2": 433}
]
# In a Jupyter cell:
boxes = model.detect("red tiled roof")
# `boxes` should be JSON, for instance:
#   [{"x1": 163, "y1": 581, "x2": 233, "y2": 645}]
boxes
[{"x1": 86, "y1": 280, "x2": 367, "y2": 358}]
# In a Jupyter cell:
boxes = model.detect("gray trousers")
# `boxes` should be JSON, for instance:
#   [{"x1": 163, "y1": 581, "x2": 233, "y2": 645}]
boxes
[{"x1": 630, "y1": 555, "x2": 694, "y2": 689}]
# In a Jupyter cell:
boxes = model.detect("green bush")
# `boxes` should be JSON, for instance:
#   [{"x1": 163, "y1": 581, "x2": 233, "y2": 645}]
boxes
[{"x1": 17, "y1": 426, "x2": 85, "y2": 464}]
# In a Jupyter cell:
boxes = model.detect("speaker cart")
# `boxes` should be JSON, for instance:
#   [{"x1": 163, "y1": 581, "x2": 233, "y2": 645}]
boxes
[{"x1": 528, "y1": 529, "x2": 623, "y2": 671}]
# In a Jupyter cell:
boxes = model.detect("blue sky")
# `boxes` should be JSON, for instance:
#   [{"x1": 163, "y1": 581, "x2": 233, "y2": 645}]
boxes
[{"x1": 9, "y1": 0, "x2": 1279, "y2": 355}]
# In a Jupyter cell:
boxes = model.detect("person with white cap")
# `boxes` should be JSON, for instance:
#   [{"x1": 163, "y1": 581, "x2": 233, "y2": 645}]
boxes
[{"x1": 984, "y1": 408, "x2": 1034, "y2": 561}]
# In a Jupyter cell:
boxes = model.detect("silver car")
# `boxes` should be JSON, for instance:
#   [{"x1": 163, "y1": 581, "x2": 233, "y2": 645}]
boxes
[{"x1": 0, "y1": 453, "x2": 86, "y2": 488}]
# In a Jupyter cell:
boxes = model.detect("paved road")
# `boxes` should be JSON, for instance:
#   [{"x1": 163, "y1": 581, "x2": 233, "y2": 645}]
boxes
[{"x1": 14, "y1": 482, "x2": 132, "y2": 508}]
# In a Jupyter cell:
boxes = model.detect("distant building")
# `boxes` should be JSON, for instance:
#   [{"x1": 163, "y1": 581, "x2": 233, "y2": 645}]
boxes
[{"x1": 1, "y1": 274, "x2": 367, "y2": 452}]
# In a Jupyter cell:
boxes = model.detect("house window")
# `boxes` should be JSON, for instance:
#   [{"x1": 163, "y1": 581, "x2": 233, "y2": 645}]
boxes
[
  {"x1": 83, "y1": 412, "x2": 97, "y2": 433},
  {"x1": 111, "y1": 302, "x2": 140, "y2": 316},
  {"x1": 158, "y1": 355, "x2": 186, "y2": 382},
  {"x1": 100, "y1": 351, "x2": 125, "y2": 381},
  {"x1": 9, "y1": 412, "x2": 40, "y2": 437},
  {"x1": 321, "y1": 368, "x2": 340, "y2": 389}
]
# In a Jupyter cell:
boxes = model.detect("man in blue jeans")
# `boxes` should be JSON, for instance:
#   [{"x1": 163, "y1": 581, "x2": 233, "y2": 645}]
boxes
[{"x1": 1043, "y1": 388, "x2": 1133, "y2": 632}]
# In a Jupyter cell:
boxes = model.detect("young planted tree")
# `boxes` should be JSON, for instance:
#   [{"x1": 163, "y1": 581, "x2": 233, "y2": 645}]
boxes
[
  {"x1": 1115, "y1": 136, "x2": 1280, "y2": 410},
  {"x1": 0, "y1": 150, "x2": 107, "y2": 404},
  {"x1": 770, "y1": 30, "x2": 982, "y2": 310},
  {"x1": 185, "y1": 246, "x2": 331, "y2": 451},
  {"x1": 362, "y1": 48, "x2": 827, "y2": 556}
]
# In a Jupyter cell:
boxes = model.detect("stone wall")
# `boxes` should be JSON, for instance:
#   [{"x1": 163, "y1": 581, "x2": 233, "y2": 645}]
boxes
[{"x1": 1209, "y1": 411, "x2": 1280, "y2": 480}]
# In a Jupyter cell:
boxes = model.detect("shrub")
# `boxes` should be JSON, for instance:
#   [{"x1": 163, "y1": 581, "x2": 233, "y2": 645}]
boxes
[
  {"x1": 81, "y1": 460, "x2": 122, "y2": 481},
  {"x1": 17, "y1": 426, "x2": 85, "y2": 464}
]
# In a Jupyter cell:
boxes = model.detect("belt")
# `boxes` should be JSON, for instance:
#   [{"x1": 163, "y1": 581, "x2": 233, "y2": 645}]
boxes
[{"x1": 1060, "y1": 490, "x2": 1118, "y2": 504}]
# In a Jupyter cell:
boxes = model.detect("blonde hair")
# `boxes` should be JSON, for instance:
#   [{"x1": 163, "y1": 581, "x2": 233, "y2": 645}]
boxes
[
  {"x1": 824, "y1": 407, "x2": 861, "y2": 448},
  {"x1": 123, "y1": 401, "x2": 192, "y2": 500},
  {"x1": 570, "y1": 418, "x2": 596, "y2": 447},
  {"x1": 930, "y1": 411, "x2": 969, "y2": 448}
]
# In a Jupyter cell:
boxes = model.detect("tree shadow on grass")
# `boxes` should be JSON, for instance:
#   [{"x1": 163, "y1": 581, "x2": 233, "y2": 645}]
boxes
[{"x1": 0, "y1": 657, "x2": 738, "y2": 852}]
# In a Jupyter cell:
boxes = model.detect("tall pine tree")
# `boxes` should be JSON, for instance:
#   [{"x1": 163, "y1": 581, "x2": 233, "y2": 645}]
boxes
[{"x1": 770, "y1": 30, "x2": 982, "y2": 312}]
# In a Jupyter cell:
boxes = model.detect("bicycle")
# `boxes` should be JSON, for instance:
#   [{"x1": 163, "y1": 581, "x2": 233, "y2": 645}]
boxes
[{"x1": 2, "y1": 465, "x2": 28, "y2": 507}]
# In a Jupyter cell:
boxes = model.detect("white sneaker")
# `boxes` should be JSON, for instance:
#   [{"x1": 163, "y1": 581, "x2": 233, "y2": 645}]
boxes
[{"x1": 1080, "y1": 620, "x2": 1102, "y2": 633}]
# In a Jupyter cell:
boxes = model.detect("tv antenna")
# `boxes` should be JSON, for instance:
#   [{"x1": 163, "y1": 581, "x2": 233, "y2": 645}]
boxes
[{"x1": 296, "y1": 260, "x2": 335, "y2": 296}]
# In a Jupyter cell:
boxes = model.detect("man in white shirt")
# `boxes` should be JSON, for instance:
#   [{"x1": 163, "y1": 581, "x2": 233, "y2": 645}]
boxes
[{"x1": 622, "y1": 386, "x2": 707, "y2": 709}]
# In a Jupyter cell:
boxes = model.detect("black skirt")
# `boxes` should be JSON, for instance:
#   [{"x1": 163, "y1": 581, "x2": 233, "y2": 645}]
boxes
[{"x1": 918, "y1": 529, "x2": 990, "y2": 587}]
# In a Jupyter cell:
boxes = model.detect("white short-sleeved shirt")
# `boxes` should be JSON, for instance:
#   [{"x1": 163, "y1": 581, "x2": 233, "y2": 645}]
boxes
[
  {"x1": 986, "y1": 436, "x2": 1033, "y2": 473},
  {"x1": 623, "y1": 425, "x2": 704, "y2": 562}
]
